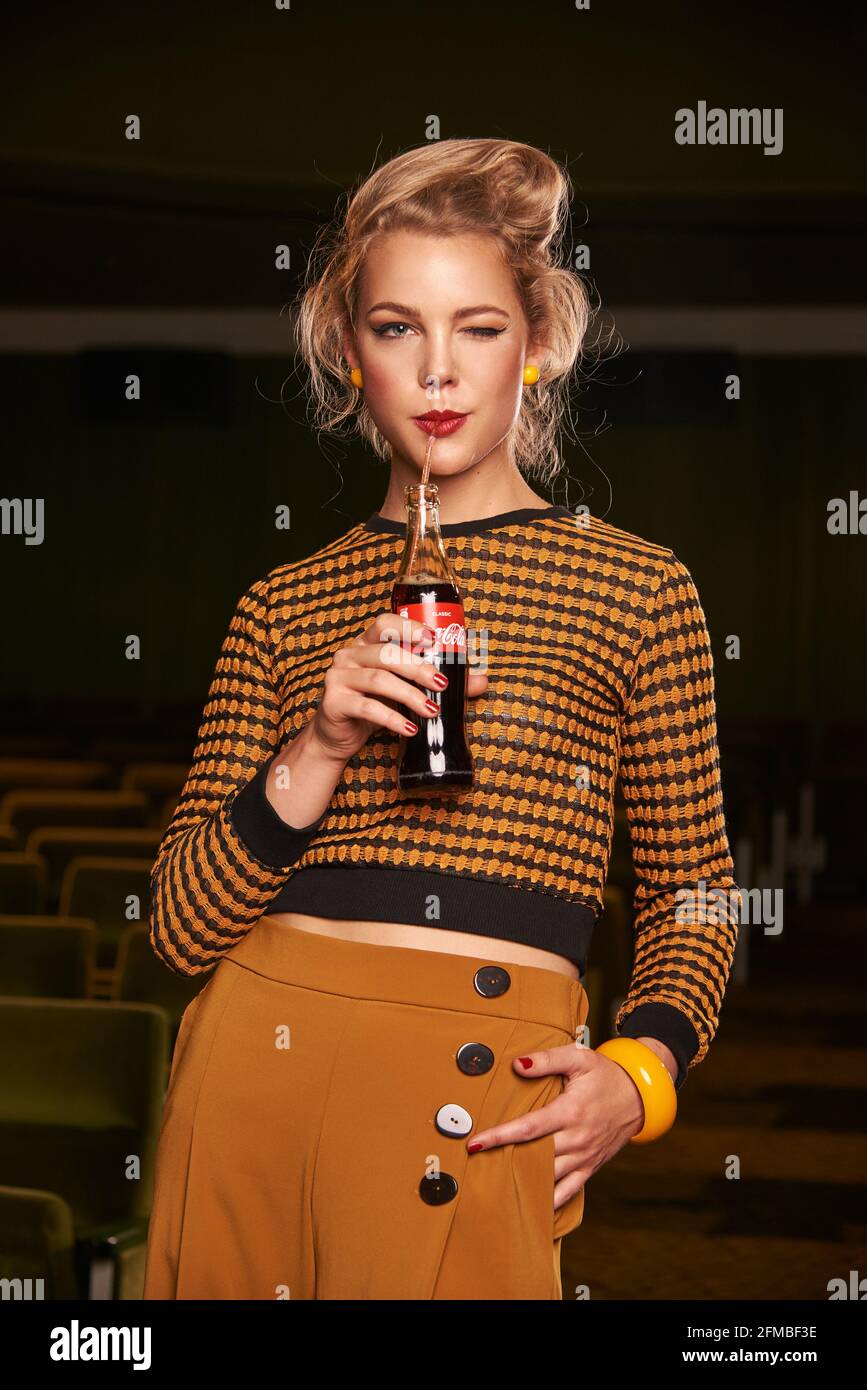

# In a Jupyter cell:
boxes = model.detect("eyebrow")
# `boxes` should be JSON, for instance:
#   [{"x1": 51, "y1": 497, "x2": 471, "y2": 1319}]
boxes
[{"x1": 366, "y1": 301, "x2": 510, "y2": 320}]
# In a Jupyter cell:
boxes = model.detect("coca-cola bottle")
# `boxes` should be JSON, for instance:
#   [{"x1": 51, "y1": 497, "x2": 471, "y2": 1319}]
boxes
[{"x1": 391, "y1": 483, "x2": 474, "y2": 791}]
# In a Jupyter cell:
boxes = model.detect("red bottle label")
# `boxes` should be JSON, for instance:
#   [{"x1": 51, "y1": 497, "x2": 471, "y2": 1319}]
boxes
[{"x1": 396, "y1": 601, "x2": 466, "y2": 654}]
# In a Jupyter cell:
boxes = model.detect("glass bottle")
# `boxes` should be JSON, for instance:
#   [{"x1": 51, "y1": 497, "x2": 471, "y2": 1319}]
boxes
[{"x1": 391, "y1": 483, "x2": 474, "y2": 791}]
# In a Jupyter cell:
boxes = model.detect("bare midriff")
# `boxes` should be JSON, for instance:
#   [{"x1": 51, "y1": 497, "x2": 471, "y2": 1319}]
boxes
[{"x1": 265, "y1": 911, "x2": 581, "y2": 981}]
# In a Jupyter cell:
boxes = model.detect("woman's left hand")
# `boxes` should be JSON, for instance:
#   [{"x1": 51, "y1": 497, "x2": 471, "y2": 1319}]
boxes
[{"x1": 465, "y1": 1039, "x2": 674, "y2": 1211}]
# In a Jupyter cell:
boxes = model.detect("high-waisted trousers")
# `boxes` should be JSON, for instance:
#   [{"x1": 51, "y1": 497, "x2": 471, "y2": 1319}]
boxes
[{"x1": 142, "y1": 914, "x2": 589, "y2": 1300}]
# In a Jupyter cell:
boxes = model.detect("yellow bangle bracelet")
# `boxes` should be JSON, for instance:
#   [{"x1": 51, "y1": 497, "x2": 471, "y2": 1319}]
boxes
[{"x1": 595, "y1": 1038, "x2": 678, "y2": 1143}]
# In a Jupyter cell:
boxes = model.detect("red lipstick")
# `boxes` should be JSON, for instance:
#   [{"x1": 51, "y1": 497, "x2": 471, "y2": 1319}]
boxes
[{"x1": 413, "y1": 410, "x2": 469, "y2": 437}]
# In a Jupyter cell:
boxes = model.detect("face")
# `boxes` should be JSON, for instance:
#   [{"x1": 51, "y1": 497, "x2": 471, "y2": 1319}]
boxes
[{"x1": 345, "y1": 230, "x2": 541, "y2": 477}]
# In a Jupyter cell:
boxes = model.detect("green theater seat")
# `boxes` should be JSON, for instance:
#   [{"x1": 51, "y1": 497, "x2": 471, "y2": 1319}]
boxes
[
  {"x1": 0, "y1": 917, "x2": 95, "y2": 998},
  {"x1": 59, "y1": 857, "x2": 153, "y2": 971},
  {"x1": 0, "y1": 997, "x2": 168, "y2": 1299},
  {"x1": 25, "y1": 829, "x2": 162, "y2": 902},
  {"x1": 1, "y1": 790, "x2": 150, "y2": 843},
  {"x1": 0, "y1": 852, "x2": 48, "y2": 914},
  {"x1": 115, "y1": 924, "x2": 212, "y2": 1055}
]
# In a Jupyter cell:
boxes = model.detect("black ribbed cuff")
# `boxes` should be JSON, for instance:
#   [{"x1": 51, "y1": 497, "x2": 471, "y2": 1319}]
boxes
[
  {"x1": 228, "y1": 754, "x2": 327, "y2": 870},
  {"x1": 617, "y1": 1002, "x2": 700, "y2": 1092}
]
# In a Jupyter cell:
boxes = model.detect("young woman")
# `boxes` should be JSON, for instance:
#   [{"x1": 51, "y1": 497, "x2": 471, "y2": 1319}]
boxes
[{"x1": 143, "y1": 138, "x2": 739, "y2": 1301}]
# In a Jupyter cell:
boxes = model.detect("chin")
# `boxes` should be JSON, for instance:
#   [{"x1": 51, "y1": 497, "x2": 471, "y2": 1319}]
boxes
[{"x1": 424, "y1": 461, "x2": 478, "y2": 484}]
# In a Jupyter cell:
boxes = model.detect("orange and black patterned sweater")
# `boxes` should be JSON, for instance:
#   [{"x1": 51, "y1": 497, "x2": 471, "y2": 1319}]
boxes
[{"x1": 149, "y1": 503, "x2": 741, "y2": 1090}]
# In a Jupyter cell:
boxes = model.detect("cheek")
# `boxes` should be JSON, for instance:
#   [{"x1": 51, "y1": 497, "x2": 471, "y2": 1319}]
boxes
[
  {"x1": 362, "y1": 361, "x2": 395, "y2": 400},
  {"x1": 480, "y1": 352, "x2": 523, "y2": 411}
]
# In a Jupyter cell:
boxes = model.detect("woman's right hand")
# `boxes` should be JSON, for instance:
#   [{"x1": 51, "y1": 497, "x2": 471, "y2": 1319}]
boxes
[{"x1": 309, "y1": 610, "x2": 489, "y2": 765}]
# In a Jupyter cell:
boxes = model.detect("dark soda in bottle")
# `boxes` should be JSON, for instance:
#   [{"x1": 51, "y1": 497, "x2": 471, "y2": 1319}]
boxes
[{"x1": 391, "y1": 483, "x2": 474, "y2": 791}]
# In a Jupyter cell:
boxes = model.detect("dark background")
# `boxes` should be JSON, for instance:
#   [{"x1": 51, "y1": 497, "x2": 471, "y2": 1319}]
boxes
[{"x1": 1, "y1": 0, "x2": 865, "y2": 1302}]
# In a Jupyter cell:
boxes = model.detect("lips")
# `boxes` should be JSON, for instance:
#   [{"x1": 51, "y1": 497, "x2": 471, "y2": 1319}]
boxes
[
  {"x1": 413, "y1": 410, "x2": 469, "y2": 437},
  {"x1": 414, "y1": 417, "x2": 468, "y2": 437}
]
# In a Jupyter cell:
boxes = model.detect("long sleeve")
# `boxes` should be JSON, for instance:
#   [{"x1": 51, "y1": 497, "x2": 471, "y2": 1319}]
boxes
[
  {"x1": 614, "y1": 553, "x2": 741, "y2": 1089},
  {"x1": 149, "y1": 574, "x2": 328, "y2": 976}
]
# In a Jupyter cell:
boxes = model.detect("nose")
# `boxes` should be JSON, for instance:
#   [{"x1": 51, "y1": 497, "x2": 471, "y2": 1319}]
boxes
[{"x1": 420, "y1": 366, "x2": 457, "y2": 403}]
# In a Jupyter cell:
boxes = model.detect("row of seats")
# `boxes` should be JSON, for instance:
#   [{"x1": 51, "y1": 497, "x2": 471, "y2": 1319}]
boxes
[
  {"x1": 0, "y1": 757, "x2": 190, "y2": 798},
  {"x1": 0, "y1": 760, "x2": 199, "y2": 1300},
  {"x1": 3, "y1": 855, "x2": 151, "y2": 965},
  {"x1": 0, "y1": 992, "x2": 172, "y2": 1300},
  {"x1": 0, "y1": 757, "x2": 188, "y2": 852}
]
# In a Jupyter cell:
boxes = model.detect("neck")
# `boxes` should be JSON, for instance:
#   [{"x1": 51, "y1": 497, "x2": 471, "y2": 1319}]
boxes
[{"x1": 377, "y1": 452, "x2": 549, "y2": 525}]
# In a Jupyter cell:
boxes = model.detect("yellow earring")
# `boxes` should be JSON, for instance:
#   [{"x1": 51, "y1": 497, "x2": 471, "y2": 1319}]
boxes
[
  {"x1": 350, "y1": 367, "x2": 364, "y2": 389},
  {"x1": 523, "y1": 364, "x2": 540, "y2": 385}
]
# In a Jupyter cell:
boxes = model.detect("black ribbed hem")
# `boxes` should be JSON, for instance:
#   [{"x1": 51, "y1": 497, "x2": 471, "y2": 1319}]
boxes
[
  {"x1": 617, "y1": 1002, "x2": 701, "y2": 1092},
  {"x1": 228, "y1": 755, "x2": 328, "y2": 870},
  {"x1": 266, "y1": 864, "x2": 597, "y2": 969}
]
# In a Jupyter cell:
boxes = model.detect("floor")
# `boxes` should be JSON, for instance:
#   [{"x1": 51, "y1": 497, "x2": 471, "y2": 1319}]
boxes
[{"x1": 560, "y1": 900, "x2": 867, "y2": 1299}]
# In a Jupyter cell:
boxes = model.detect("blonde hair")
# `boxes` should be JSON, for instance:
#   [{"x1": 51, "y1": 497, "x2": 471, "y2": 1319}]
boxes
[{"x1": 293, "y1": 137, "x2": 594, "y2": 486}]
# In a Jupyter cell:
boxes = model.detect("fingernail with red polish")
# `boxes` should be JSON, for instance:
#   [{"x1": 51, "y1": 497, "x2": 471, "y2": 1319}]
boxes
[
  {"x1": 517, "y1": 1056, "x2": 533, "y2": 1069},
  {"x1": 467, "y1": 1141, "x2": 484, "y2": 1153}
]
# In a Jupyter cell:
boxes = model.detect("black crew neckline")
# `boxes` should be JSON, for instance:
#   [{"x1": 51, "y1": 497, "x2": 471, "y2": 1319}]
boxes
[{"x1": 362, "y1": 503, "x2": 574, "y2": 538}]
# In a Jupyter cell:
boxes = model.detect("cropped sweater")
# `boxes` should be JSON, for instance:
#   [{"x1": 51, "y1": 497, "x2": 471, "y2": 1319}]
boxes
[{"x1": 148, "y1": 503, "x2": 741, "y2": 1090}]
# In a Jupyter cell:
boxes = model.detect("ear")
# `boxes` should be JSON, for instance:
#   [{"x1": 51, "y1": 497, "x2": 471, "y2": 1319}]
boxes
[
  {"x1": 341, "y1": 319, "x2": 359, "y2": 371},
  {"x1": 526, "y1": 336, "x2": 548, "y2": 367}
]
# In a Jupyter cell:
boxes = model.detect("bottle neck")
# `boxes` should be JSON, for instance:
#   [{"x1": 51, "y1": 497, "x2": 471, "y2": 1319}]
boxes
[{"x1": 396, "y1": 488, "x2": 455, "y2": 584}]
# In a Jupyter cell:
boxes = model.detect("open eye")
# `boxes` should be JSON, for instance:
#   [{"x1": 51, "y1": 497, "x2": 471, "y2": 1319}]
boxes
[{"x1": 373, "y1": 322, "x2": 416, "y2": 338}]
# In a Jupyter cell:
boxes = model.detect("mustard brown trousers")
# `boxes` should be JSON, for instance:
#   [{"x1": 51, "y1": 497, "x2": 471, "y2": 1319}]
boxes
[{"x1": 142, "y1": 914, "x2": 589, "y2": 1300}]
